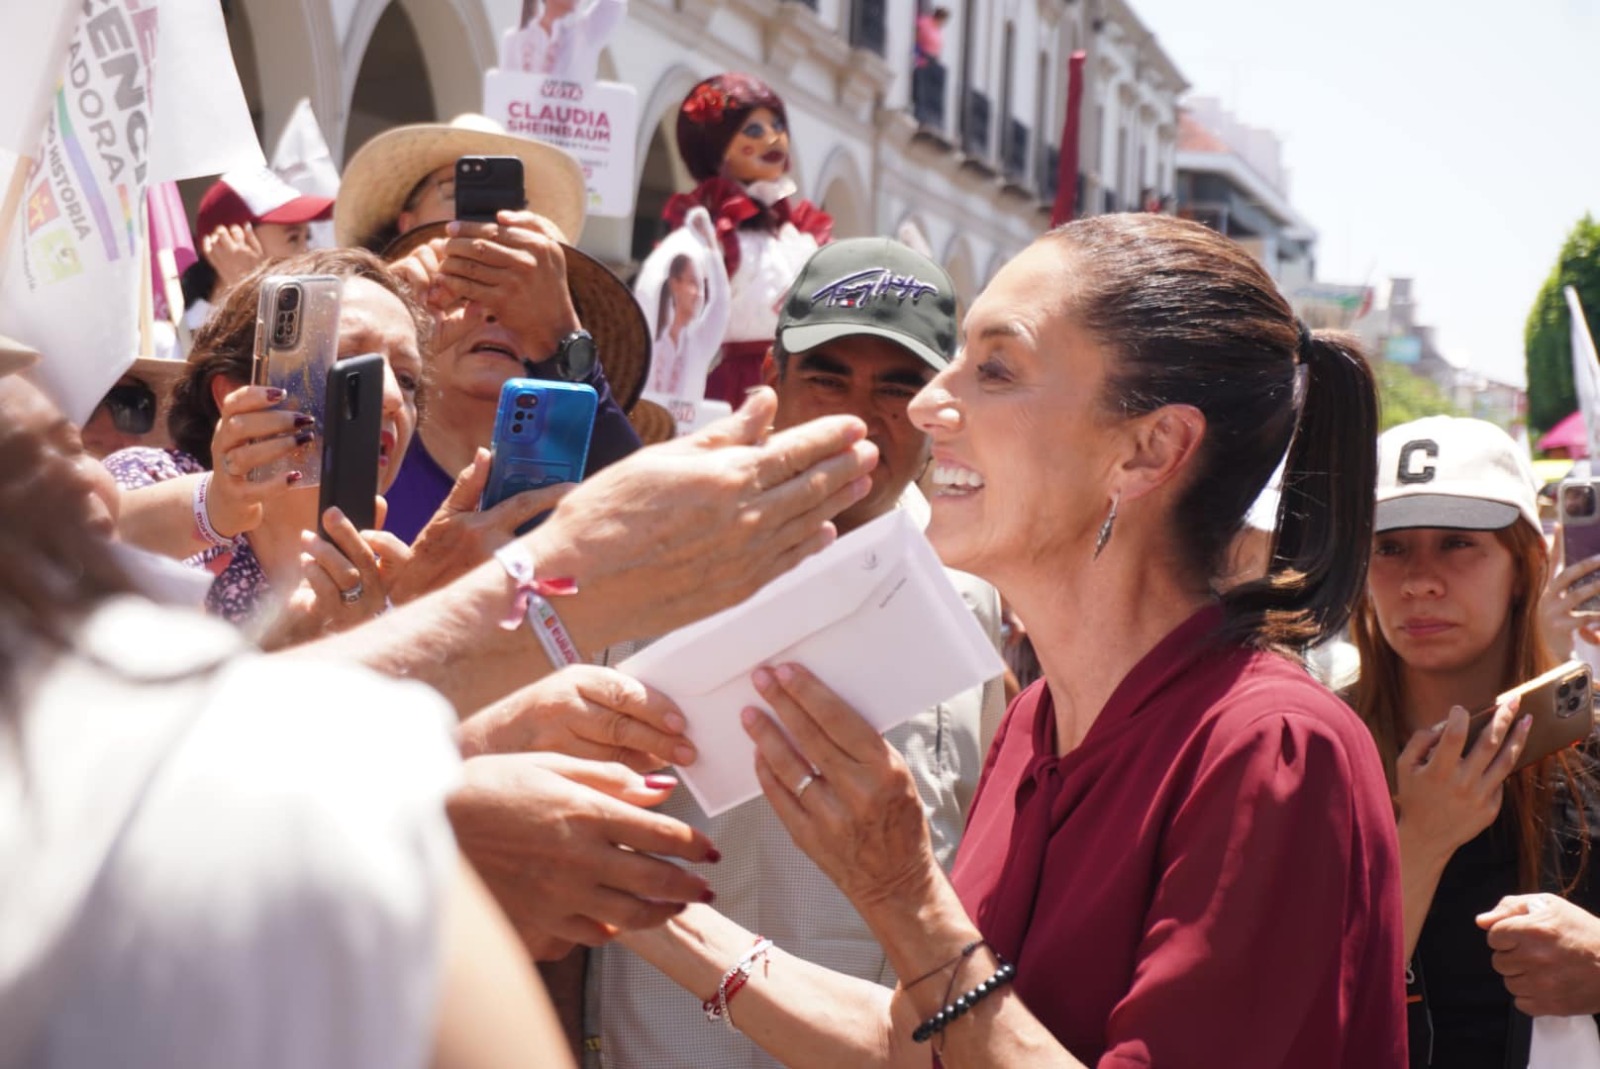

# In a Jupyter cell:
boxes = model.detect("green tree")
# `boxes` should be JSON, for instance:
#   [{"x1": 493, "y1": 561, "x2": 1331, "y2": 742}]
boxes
[
  {"x1": 1526, "y1": 214, "x2": 1600, "y2": 437},
  {"x1": 1375, "y1": 359, "x2": 1461, "y2": 430}
]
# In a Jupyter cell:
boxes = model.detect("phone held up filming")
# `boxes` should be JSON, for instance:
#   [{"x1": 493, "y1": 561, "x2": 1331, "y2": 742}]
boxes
[
  {"x1": 481, "y1": 378, "x2": 598, "y2": 534},
  {"x1": 1559, "y1": 476, "x2": 1600, "y2": 612},
  {"x1": 251, "y1": 275, "x2": 341, "y2": 487}
]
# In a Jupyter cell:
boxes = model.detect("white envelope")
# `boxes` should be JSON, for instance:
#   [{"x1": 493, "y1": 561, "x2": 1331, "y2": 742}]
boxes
[{"x1": 620, "y1": 510, "x2": 1005, "y2": 816}]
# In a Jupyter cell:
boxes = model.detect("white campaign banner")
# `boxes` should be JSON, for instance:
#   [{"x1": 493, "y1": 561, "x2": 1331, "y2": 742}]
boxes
[
  {"x1": 1566, "y1": 285, "x2": 1600, "y2": 465},
  {"x1": 483, "y1": 71, "x2": 638, "y2": 219},
  {"x1": 0, "y1": 0, "x2": 261, "y2": 424},
  {"x1": 0, "y1": 5, "x2": 78, "y2": 157}
]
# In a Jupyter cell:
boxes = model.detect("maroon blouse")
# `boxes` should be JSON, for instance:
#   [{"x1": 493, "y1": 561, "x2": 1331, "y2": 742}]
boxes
[{"x1": 949, "y1": 606, "x2": 1406, "y2": 1067}]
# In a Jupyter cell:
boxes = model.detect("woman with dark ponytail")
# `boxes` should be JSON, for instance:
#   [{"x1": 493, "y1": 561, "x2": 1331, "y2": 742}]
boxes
[{"x1": 621, "y1": 214, "x2": 1405, "y2": 1067}]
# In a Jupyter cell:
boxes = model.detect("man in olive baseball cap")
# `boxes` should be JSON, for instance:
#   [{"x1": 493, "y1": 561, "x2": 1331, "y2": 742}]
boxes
[
  {"x1": 594, "y1": 241, "x2": 1004, "y2": 1069},
  {"x1": 766, "y1": 236, "x2": 958, "y2": 529}
]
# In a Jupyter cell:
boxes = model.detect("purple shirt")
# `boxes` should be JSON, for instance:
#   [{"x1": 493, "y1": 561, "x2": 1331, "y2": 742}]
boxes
[
  {"x1": 103, "y1": 446, "x2": 271, "y2": 624},
  {"x1": 384, "y1": 360, "x2": 641, "y2": 545}
]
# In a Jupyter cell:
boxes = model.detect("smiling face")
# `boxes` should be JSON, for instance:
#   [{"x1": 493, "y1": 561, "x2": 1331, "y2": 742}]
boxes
[
  {"x1": 721, "y1": 107, "x2": 789, "y2": 184},
  {"x1": 1365, "y1": 526, "x2": 1521, "y2": 677},
  {"x1": 336, "y1": 276, "x2": 422, "y2": 491},
  {"x1": 770, "y1": 335, "x2": 935, "y2": 532},
  {"x1": 909, "y1": 241, "x2": 1122, "y2": 585}
]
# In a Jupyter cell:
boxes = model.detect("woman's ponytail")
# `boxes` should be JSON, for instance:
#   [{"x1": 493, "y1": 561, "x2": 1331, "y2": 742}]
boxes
[{"x1": 1220, "y1": 329, "x2": 1378, "y2": 651}]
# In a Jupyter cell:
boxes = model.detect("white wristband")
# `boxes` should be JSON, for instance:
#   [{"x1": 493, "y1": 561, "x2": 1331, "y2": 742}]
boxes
[{"x1": 193, "y1": 473, "x2": 239, "y2": 548}]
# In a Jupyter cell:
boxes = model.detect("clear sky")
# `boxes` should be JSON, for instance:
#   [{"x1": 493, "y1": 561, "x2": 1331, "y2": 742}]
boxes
[{"x1": 1132, "y1": 0, "x2": 1600, "y2": 387}]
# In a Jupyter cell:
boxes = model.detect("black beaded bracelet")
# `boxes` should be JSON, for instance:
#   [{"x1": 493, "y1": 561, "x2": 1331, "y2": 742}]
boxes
[{"x1": 911, "y1": 961, "x2": 1016, "y2": 1043}]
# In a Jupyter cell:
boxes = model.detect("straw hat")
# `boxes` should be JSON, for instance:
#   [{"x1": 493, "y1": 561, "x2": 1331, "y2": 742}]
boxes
[
  {"x1": 384, "y1": 223, "x2": 649, "y2": 412},
  {"x1": 0, "y1": 335, "x2": 40, "y2": 379},
  {"x1": 335, "y1": 114, "x2": 586, "y2": 252},
  {"x1": 628, "y1": 399, "x2": 677, "y2": 445}
]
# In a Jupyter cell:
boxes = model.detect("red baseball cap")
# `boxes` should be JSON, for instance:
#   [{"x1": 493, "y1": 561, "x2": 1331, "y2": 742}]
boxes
[{"x1": 196, "y1": 166, "x2": 334, "y2": 237}]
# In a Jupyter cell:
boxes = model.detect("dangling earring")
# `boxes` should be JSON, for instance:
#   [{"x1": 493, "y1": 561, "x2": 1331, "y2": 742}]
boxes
[{"x1": 1093, "y1": 492, "x2": 1120, "y2": 561}]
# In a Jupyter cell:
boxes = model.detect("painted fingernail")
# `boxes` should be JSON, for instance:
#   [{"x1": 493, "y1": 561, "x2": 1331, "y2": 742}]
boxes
[
  {"x1": 700, "y1": 888, "x2": 716, "y2": 904},
  {"x1": 264, "y1": 387, "x2": 285, "y2": 402},
  {"x1": 664, "y1": 711, "x2": 687, "y2": 733},
  {"x1": 644, "y1": 773, "x2": 678, "y2": 790},
  {"x1": 673, "y1": 744, "x2": 697, "y2": 765},
  {"x1": 294, "y1": 413, "x2": 315, "y2": 427},
  {"x1": 705, "y1": 848, "x2": 722, "y2": 864},
  {"x1": 286, "y1": 471, "x2": 303, "y2": 484},
  {"x1": 294, "y1": 429, "x2": 315, "y2": 445}
]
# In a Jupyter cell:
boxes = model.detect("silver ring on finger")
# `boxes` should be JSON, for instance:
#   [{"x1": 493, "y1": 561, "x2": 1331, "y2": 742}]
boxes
[
  {"x1": 341, "y1": 580, "x2": 364, "y2": 605},
  {"x1": 794, "y1": 772, "x2": 819, "y2": 799}
]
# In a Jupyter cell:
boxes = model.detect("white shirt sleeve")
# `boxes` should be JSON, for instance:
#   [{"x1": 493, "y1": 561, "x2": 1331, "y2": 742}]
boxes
[{"x1": 38, "y1": 659, "x2": 461, "y2": 1069}]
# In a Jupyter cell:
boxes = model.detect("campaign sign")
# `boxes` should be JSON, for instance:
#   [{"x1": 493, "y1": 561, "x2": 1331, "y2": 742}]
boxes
[{"x1": 484, "y1": 71, "x2": 637, "y2": 218}]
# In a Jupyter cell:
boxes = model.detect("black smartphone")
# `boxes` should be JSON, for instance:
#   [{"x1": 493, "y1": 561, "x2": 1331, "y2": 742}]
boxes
[
  {"x1": 455, "y1": 155, "x2": 526, "y2": 222},
  {"x1": 1464, "y1": 660, "x2": 1595, "y2": 771},
  {"x1": 317, "y1": 353, "x2": 385, "y2": 541}
]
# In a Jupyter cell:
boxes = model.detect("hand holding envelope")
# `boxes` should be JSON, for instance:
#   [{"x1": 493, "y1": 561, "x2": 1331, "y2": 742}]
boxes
[{"x1": 620, "y1": 510, "x2": 1004, "y2": 816}]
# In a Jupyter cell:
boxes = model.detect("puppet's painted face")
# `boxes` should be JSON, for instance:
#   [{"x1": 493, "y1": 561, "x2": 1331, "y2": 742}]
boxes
[{"x1": 721, "y1": 107, "x2": 789, "y2": 184}]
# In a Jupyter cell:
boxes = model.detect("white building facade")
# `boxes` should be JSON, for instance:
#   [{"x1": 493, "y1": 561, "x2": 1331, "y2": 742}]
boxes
[{"x1": 216, "y1": 0, "x2": 1184, "y2": 305}]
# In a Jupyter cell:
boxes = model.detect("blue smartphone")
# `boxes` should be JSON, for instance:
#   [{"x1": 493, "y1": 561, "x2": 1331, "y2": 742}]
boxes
[{"x1": 482, "y1": 378, "x2": 598, "y2": 533}]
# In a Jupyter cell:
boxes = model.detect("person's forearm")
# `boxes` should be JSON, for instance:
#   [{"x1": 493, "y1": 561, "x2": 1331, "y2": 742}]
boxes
[
  {"x1": 619, "y1": 904, "x2": 904, "y2": 1068},
  {"x1": 1397, "y1": 820, "x2": 1451, "y2": 960},
  {"x1": 116, "y1": 475, "x2": 215, "y2": 559},
  {"x1": 855, "y1": 870, "x2": 1085, "y2": 1069}
]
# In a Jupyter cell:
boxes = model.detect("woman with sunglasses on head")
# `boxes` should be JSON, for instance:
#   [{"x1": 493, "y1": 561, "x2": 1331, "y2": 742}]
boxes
[
  {"x1": 106, "y1": 248, "x2": 424, "y2": 639},
  {"x1": 619, "y1": 214, "x2": 1406, "y2": 1067},
  {"x1": 1352, "y1": 416, "x2": 1600, "y2": 1068}
]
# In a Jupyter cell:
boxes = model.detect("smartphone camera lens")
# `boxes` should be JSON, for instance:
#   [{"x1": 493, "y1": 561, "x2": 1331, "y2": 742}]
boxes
[
  {"x1": 277, "y1": 285, "x2": 301, "y2": 311},
  {"x1": 1564, "y1": 484, "x2": 1598, "y2": 519},
  {"x1": 515, "y1": 393, "x2": 538, "y2": 410}
]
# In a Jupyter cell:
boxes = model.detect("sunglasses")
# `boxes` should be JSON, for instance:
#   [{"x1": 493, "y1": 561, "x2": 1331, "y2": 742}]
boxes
[{"x1": 101, "y1": 381, "x2": 157, "y2": 435}]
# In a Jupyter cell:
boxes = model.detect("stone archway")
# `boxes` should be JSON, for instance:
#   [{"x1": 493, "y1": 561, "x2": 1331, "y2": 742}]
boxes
[
  {"x1": 340, "y1": 0, "x2": 496, "y2": 162},
  {"x1": 943, "y1": 234, "x2": 978, "y2": 314},
  {"x1": 814, "y1": 146, "x2": 869, "y2": 239},
  {"x1": 341, "y1": 3, "x2": 436, "y2": 161}
]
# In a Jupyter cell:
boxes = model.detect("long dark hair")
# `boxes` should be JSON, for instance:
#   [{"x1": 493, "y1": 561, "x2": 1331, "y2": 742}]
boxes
[
  {"x1": 1053, "y1": 213, "x2": 1378, "y2": 652},
  {"x1": 1352, "y1": 520, "x2": 1592, "y2": 894},
  {"x1": 168, "y1": 247, "x2": 432, "y2": 466}
]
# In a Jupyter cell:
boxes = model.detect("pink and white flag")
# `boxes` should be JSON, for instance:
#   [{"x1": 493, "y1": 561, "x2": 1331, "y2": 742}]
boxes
[{"x1": 0, "y1": 0, "x2": 261, "y2": 423}]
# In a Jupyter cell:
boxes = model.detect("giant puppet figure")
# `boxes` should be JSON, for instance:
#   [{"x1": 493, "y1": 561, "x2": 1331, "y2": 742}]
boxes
[{"x1": 641, "y1": 73, "x2": 833, "y2": 405}]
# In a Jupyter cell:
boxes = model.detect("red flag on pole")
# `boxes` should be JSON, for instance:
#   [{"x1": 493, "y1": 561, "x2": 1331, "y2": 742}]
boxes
[{"x1": 1051, "y1": 51, "x2": 1087, "y2": 228}]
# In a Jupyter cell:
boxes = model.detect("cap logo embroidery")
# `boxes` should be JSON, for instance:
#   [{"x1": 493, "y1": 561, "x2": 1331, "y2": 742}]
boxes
[
  {"x1": 1397, "y1": 439, "x2": 1438, "y2": 485},
  {"x1": 811, "y1": 268, "x2": 939, "y2": 309}
]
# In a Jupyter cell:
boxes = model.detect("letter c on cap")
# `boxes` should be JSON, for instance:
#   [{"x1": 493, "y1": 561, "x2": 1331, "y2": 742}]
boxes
[{"x1": 1397, "y1": 439, "x2": 1438, "y2": 485}]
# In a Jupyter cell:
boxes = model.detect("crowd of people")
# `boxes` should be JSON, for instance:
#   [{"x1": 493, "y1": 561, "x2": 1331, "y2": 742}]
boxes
[{"x1": 7, "y1": 61, "x2": 1600, "y2": 1069}]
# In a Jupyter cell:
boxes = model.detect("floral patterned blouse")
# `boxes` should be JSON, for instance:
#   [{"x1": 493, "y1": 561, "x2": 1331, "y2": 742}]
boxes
[{"x1": 103, "y1": 447, "x2": 270, "y2": 624}]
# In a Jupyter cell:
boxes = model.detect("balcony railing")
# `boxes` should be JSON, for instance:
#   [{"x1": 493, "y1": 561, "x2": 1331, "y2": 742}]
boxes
[
  {"x1": 912, "y1": 61, "x2": 946, "y2": 131},
  {"x1": 849, "y1": 0, "x2": 886, "y2": 56},
  {"x1": 961, "y1": 88, "x2": 991, "y2": 160},
  {"x1": 1002, "y1": 119, "x2": 1029, "y2": 183}
]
